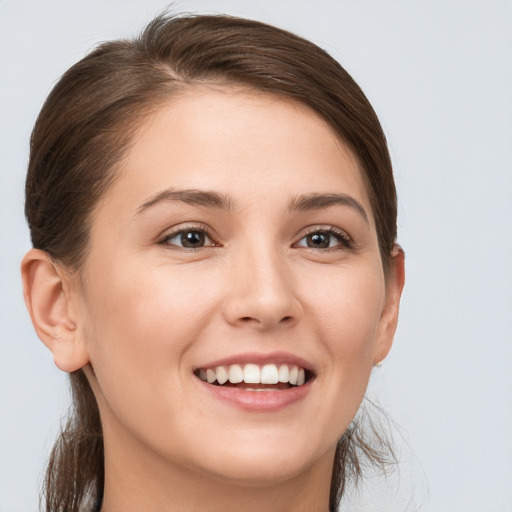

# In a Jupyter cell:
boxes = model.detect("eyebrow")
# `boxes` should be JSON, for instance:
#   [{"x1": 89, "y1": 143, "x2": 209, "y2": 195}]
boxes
[
  {"x1": 288, "y1": 193, "x2": 369, "y2": 224},
  {"x1": 137, "y1": 188, "x2": 369, "y2": 224},
  {"x1": 137, "y1": 188, "x2": 237, "y2": 214}
]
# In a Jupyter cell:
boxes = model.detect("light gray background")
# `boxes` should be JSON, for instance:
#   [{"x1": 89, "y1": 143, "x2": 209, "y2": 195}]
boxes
[{"x1": 1, "y1": 1, "x2": 511, "y2": 511}]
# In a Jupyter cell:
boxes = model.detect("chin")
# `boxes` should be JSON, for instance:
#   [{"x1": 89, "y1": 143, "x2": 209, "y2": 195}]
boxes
[{"x1": 185, "y1": 429, "x2": 336, "y2": 487}]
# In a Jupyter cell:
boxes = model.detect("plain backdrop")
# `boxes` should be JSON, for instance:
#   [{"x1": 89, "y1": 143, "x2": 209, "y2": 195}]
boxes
[{"x1": 1, "y1": 1, "x2": 511, "y2": 511}]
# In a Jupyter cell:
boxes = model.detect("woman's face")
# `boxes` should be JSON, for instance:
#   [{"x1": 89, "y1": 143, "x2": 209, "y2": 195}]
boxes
[{"x1": 74, "y1": 86, "x2": 401, "y2": 487}]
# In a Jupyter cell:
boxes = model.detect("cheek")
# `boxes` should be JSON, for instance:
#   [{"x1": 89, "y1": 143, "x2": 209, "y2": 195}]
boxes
[
  {"x1": 301, "y1": 261, "x2": 385, "y2": 415},
  {"x1": 305, "y1": 261, "x2": 385, "y2": 350},
  {"x1": 79, "y1": 258, "x2": 226, "y2": 455},
  {"x1": 81, "y1": 258, "x2": 218, "y2": 400}
]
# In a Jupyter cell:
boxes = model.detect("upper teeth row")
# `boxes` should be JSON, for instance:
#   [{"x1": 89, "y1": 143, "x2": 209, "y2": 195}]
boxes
[{"x1": 198, "y1": 363, "x2": 306, "y2": 386}]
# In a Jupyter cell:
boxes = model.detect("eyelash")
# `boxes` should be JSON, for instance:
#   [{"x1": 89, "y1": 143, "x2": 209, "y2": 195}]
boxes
[
  {"x1": 158, "y1": 224, "x2": 219, "y2": 250},
  {"x1": 294, "y1": 226, "x2": 353, "y2": 252},
  {"x1": 157, "y1": 225, "x2": 353, "y2": 251}
]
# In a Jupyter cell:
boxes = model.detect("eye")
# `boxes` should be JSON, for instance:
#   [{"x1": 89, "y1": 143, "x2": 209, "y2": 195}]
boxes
[
  {"x1": 160, "y1": 227, "x2": 216, "y2": 249},
  {"x1": 295, "y1": 228, "x2": 352, "y2": 250}
]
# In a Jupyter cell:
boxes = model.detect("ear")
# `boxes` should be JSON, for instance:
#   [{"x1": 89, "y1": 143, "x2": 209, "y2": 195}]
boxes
[
  {"x1": 21, "y1": 248, "x2": 89, "y2": 372},
  {"x1": 373, "y1": 244, "x2": 405, "y2": 365}
]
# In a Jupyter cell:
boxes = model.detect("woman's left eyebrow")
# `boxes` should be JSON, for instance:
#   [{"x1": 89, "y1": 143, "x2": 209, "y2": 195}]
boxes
[{"x1": 288, "y1": 193, "x2": 369, "y2": 225}]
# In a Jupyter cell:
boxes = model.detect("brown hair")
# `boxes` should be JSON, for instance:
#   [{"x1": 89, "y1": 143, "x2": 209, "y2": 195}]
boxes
[{"x1": 26, "y1": 13, "x2": 397, "y2": 512}]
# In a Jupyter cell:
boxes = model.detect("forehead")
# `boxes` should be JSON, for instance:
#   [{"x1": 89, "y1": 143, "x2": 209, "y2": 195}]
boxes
[{"x1": 102, "y1": 85, "x2": 373, "y2": 221}]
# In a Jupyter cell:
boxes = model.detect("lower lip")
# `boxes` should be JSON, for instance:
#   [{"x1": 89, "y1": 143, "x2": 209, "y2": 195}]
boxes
[{"x1": 197, "y1": 378, "x2": 313, "y2": 412}]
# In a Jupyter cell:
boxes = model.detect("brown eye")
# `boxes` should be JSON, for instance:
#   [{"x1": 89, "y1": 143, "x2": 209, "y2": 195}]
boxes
[
  {"x1": 306, "y1": 232, "x2": 330, "y2": 248},
  {"x1": 162, "y1": 229, "x2": 213, "y2": 249},
  {"x1": 181, "y1": 230, "x2": 206, "y2": 248},
  {"x1": 295, "y1": 228, "x2": 352, "y2": 250}
]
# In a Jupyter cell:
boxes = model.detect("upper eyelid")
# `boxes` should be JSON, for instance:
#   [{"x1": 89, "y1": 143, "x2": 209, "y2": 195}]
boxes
[
  {"x1": 297, "y1": 225, "x2": 352, "y2": 240},
  {"x1": 160, "y1": 222, "x2": 213, "y2": 235}
]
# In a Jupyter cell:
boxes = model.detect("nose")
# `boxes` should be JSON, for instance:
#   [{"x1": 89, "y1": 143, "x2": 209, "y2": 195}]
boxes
[{"x1": 221, "y1": 245, "x2": 301, "y2": 330}]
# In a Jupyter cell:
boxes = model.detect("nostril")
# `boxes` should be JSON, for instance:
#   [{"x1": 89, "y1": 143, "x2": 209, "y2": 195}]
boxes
[
  {"x1": 239, "y1": 315, "x2": 293, "y2": 323},
  {"x1": 281, "y1": 316, "x2": 293, "y2": 323}
]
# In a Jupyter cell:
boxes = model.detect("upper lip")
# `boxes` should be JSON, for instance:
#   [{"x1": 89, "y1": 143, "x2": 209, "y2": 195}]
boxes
[{"x1": 195, "y1": 351, "x2": 315, "y2": 374}]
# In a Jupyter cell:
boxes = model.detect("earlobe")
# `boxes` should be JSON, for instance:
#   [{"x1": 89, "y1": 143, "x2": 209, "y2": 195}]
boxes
[
  {"x1": 21, "y1": 248, "x2": 89, "y2": 372},
  {"x1": 373, "y1": 244, "x2": 405, "y2": 365}
]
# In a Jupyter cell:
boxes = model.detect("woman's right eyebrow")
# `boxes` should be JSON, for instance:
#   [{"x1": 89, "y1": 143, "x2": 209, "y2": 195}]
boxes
[{"x1": 136, "y1": 188, "x2": 237, "y2": 214}]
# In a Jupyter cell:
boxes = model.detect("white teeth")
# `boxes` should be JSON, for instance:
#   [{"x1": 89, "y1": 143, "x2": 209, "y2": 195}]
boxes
[
  {"x1": 228, "y1": 364, "x2": 243, "y2": 384},
  {"x1": 198, "y1": 362, "x2": 309, "y2": 387},
  {"x1": 206, "y1": 368, "x2": 216, "y2": 384},
  {"x1": 243, "y1": 364, "x2": 261, "y2": 383},
  {"x1": 216, "y1": 366, "x2": 229, "y2": 385},
  {"x1": 278, "y1": 364, "x2": 289, "y2": 383},
  {"x1": 288, "y1": 365, "x2": 299, "y2": 385},
  {"x1": 260, "y1": 364, "x2": 279, "y2": 384}
]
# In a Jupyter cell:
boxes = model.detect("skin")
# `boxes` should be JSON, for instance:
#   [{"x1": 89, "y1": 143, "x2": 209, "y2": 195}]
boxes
[{"x1": 22, "y1": 86, "x2": 404, "y2": 512}]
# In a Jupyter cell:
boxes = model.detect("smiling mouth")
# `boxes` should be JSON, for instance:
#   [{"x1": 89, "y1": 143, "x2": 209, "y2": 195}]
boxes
[{"x1": 194, "y1": 363, "x2": 313, "y2": 390}]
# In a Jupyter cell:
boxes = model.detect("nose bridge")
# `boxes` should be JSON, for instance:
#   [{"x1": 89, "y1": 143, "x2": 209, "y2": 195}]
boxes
[{"x1": 223, "y1": 237, "x2": 299, "y2": 329}]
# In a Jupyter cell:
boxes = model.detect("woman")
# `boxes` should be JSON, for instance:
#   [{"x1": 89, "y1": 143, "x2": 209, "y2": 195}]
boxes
[{"x1": 21, "y1": 12, "x2": 404, "y2": 512}]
